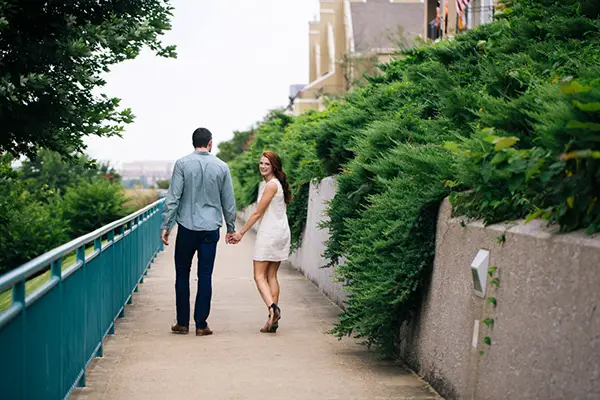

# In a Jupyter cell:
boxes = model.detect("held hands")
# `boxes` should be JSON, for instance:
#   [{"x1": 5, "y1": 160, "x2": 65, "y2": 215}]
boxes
[
  {"x1": 163, "y1": 229, "x2": 241, "y2": 246},
  {"x1": 226, "y1": 231, "x2": 244, "y2": 245}
]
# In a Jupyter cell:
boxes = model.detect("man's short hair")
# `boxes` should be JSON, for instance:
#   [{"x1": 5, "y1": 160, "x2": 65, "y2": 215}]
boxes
[{"x1": 192, "y1": 127, "x2": 212, "y2": 148}]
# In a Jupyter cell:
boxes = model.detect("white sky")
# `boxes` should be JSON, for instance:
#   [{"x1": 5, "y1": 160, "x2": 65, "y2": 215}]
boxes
[{"x1": 85, "y1": 0, "x2": 319, "y2": 166}]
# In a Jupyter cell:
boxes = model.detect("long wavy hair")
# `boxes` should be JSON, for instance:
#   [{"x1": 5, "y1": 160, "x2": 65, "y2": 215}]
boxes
[{"x1": 262, "y1": 151, "x2": 292, "y2": 205}]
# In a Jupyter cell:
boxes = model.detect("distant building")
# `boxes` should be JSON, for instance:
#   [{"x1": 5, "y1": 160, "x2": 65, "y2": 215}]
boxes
[
  {"x1": 287, "y1": 0, "x2": 424, "y2": 115},
  {"x1": 121, "y1": 161, "x2": 174, "y2": 188}
]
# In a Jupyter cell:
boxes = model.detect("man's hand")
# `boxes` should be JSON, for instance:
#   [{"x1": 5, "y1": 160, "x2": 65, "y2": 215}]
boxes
[
  {"x1": 226, "y1": 232, "x2": 236, "y2": 244},
  {"x1": 161, "y1": 229, "x2": 170, "y2": 246},
  {"x1": 230, "y1": 231, "x2": 243, "y2": 244}
]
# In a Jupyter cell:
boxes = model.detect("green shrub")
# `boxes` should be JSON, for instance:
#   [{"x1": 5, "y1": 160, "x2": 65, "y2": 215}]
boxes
[
  {"x1": 0, "y1": 157, "x2": 69, "y2": 274},
  {"x1": 217, "y1": 129, "x2": 255, "y2": 163},
  {"x1": 62, "y1": 177, "x2": 128, "y2": 238},
  {"x1": 450, "y1": 77, "x2": 600, "y2": 234}
]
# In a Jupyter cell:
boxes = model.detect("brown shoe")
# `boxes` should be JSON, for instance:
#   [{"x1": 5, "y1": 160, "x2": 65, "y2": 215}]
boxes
[
  {"x1": 260, "y1": 315, "x2": 279, "y2": 333},
  {"x1": 196, "y1": 326, "x2": 213, "y2": 336},
  {"x1": 171, "y1": 324, "x2": 189, "y2": 334}
]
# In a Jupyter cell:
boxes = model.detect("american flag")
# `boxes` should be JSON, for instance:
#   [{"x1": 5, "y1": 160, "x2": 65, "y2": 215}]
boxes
[{"x1": 456, "y1": 0, "x2": 472, "y2": 15}]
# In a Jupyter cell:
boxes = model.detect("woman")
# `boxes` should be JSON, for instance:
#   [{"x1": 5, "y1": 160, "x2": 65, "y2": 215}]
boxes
[{"x1": 230, "y1": 151, "x2": 292, "y2": 333}]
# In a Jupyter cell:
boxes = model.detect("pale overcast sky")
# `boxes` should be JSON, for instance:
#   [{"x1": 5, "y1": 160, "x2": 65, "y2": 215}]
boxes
[{"x1": 85, "y1": 0, "x2": 319, "y2": 166}]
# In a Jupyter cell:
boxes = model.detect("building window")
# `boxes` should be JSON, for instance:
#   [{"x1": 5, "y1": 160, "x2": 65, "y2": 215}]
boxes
[
  {"x1": 327, "y1": 23, "x2": 335, "y2": 73},
  {"x1": 315, "y1": 44, "x2": 321, "y2": 77},
  {"x1": 482, "y1": 0, "x2": 494, "y2": 24}
]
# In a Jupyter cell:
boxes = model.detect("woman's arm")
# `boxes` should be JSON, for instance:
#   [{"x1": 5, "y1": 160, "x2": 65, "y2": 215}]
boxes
[{"x1": 233, "y1": 182, "x2": 278, "y2": 241}]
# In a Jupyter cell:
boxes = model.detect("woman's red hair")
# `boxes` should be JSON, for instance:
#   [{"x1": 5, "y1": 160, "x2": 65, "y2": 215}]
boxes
[{"x1": 262, "y1": 151, "x2": 292, "y2": 205}]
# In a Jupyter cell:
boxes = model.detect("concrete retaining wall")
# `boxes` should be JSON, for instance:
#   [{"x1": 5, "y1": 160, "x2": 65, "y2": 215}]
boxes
[
  {"x1": 401, "y1": 198, "x2": 600, "y2": 400},
  {"x1": 238, "y1": 179, "x2": 600, "y2": 399},
  {"x1": 288, "y1": 177, "x2": 346, "y2": 306}
]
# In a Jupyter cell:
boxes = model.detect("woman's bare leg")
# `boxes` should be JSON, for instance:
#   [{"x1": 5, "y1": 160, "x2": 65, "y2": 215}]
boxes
[
  {"x1": 253, "y1": 260, "x2": 274, "y2": 307},
  {"x1": 267, "y1": 262, "x2": 281, "y2": 305}
]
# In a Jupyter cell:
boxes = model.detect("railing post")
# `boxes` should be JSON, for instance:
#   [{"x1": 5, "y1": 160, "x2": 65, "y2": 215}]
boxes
[
  {"x1": 76, "y1": 246, "x2": 85, "y2": 264},
  {"x1": 76, "y1": 246, "x2": 86, "y2": 388},
  {"x1": 12, "y1": 279, "x2": 26, "y2": 397},
  {"x1": 51, "y1": 258, "x2": 64, "y2": 395},
  {"x1": 77, "y1": 373, "x2": 86, "y2": 388},
  {"x1": 12, "y1": 280, "x2": 25, "y2": 306},
  {"x1": 159, "y1": 203, "x2": 165, "y2": 252}
]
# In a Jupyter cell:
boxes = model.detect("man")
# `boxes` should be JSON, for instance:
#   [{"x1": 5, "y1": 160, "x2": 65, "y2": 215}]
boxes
[{"x1": 161, "y1": 127, "x2": 237, "y2": 336}]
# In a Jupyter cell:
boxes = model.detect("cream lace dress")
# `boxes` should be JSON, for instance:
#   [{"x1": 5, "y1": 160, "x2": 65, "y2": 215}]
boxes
[{"x1": 253, "y1": 178, "x2": 291, "y2": 262}]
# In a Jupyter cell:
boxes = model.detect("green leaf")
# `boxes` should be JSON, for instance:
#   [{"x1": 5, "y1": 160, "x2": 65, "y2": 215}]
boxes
[
  {"x1": 488, "y1": 266, "x2": 497, "y2": 277},
  {"x1": 483, "y1": 134, "x2": 498, "y2": 143},
  {"x1": 488, "y1": 297, "x2": 497, "y2": 306},
  {"x1": 566, "y1": 121, "x2": 600, "y2": 132},
  {"x1": 572, "y1": 101, "x2": 600, "y2": 112},
  {"x1": 496, "y1": 234, "x2": 506, "y2": 244},
  {"x1": 483, "y1": 336, "x2": 492, "y2": 346},
  {"x1": 493, "y1": 137, "x2": 520, "y2": 151},
  {"x1": 479, "y1": 351, "x2": 485, "y2": 356},
  {"x1": 560, "y1": 81, "x2": 592, "y2": 94},
  {"x1": 490, "y1": 277, "x2": 500, "y2": 288},
  {"x1": 444, "y1": 179, "x2": 461, "y2": 188},
  {"x1": 443, "y1": 141, "x2": 460, "y2": 152},
  {"x1": 482, "y1": 318, "x2": 495, "y2": 328},
  {"x1": 525, "y1": 209, "x2": 544, "y2": 224},
  {"x1": 0, "y1": 17, "x2": 8, "y2": 29},
  {"x1": 490, "y1": 152, "x2": 508, "y2": 165}
]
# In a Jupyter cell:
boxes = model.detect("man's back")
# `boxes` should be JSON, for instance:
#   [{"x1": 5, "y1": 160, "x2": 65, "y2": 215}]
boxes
[
  {"x1": 161, "y1": 150, "x2": 236, "y2": 233},
  {"x1": 161, "y1": 127, "x2": 237, "y2": 334}
]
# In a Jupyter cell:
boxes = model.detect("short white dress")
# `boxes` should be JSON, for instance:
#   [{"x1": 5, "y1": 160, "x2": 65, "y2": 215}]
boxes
[{"x1": 253, "y1": 178, "x2": 291, "y2": 262}]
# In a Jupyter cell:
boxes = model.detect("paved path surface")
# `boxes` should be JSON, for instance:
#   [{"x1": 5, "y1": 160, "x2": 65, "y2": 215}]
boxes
[{"x1": 72, "y1": 225, "x2": 441, "y2": 400}]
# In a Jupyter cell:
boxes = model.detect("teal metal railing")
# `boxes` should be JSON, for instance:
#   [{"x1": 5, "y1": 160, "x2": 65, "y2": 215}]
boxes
[{"x1": 0, "y1": 199, "x2": 165, "y2": 399}]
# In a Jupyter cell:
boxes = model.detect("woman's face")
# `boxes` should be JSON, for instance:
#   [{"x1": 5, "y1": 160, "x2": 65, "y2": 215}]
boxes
[{"x1": 259, "y1": 156, "x2": 273, "y2": 177}]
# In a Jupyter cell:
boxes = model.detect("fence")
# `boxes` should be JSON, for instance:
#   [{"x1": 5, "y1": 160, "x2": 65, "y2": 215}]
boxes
[{"x1": 0, "y1": 199, "x2": 165, "y2": 399}]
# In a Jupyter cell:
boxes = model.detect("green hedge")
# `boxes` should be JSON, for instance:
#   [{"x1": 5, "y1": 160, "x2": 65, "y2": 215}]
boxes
[
  {"x1": 223, "y1": 0, "x2": 600, "y2": 354},
  {"x1": 0, "y1": 153, "x2": 132, "y2": 275}
]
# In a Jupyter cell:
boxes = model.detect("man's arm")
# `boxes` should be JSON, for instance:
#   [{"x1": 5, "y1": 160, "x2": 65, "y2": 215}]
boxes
[
  {"x1": 220, "y1": 165, "x2": 237, "y2": 234},
  {"x1": 160, "y1": 160, "x2": 184, "y2": 244}
]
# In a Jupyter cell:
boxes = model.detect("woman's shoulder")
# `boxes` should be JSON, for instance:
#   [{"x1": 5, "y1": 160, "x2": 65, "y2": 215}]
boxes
[
  {"x1": 267, "y1": 178, "x2": 282, "y2": 187},
  {"x1": 264, "y1": 179, "x2": 279, "y2": 192}
]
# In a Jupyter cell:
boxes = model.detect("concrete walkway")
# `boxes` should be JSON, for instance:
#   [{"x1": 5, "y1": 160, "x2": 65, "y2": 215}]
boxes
[{"x1": 71, "y1": 225, "x2": 441, "y2": 400}]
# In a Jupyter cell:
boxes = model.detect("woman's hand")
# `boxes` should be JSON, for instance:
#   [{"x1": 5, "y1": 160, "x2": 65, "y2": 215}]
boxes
[{"x1": 227, "y1": 231, "x2": 244, "y2": 244}]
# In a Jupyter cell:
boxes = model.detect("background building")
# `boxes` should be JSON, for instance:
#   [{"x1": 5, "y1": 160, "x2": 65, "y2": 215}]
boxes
[
  {"x1": 288, "y1": 0, "x2": 424, "y2": 115},
  {"x1": 120, "y1": 161, "x2": 174, "y2": 188}
]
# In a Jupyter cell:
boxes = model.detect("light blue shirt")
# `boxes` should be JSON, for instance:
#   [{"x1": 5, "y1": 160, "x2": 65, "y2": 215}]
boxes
[{"x1": 161, "y1": 150, "x2": 236, "y2": 233}]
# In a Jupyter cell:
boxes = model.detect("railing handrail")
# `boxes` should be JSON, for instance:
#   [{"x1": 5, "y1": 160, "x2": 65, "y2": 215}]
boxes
[{"x1": 0, "y1": 198, "x2": 165, "y2": 293}]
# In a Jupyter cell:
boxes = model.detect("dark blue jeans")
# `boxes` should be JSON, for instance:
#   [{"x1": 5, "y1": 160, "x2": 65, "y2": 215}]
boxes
[{"x1": 174, "y1": 224, "x2": 219, "y2": 329}]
